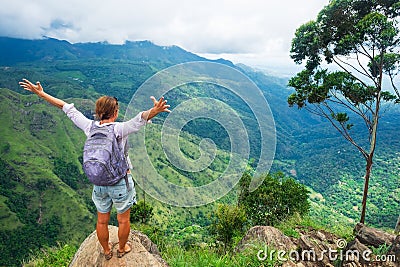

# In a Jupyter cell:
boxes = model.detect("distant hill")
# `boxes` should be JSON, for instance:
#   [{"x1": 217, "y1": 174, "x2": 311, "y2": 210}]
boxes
[
  {"x1": 0, "y1": 36, "x2": 234, "y2": 67},
  {"x1": 0, "y1": 36, "x2": 399, "y2": 266}
]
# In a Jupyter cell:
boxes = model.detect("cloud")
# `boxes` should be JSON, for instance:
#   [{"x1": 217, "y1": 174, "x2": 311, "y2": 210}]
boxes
[{"x1": 0, "y1": 0, "x2": 329, "y2": 68}]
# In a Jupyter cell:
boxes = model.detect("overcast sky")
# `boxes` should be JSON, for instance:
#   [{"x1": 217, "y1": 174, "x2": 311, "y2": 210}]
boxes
[{"x1": 0, "y1": 0, "x2": 329, "y2": 75}]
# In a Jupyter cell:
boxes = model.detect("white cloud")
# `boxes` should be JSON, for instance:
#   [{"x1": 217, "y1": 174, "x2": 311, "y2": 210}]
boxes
[{"x1": 0, "y1": 0, "x2": 329, "y2": 71}]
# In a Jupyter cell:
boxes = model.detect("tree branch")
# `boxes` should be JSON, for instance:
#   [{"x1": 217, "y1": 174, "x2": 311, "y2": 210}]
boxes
[
  {"x1": 359, "y1": 44, "x2": 373, "y2": 60},
  {"x1": 334, "y1": 55, "x2": 372, "y2": 81},
  {"x1": 356, "y1": 52, "x2": 376, "y2": 83},
  {"x1": 317, "y1": 103, "x2": 369, "y2": 160},
  {"x1": 332, "y1": 57, "x2": 370, "y2": 88},
  {"x1": 327, "y1": 85, "x2": 374, "y2": 128},
  {"x1": 389, "y1": 72, "x2": 400, "y2": 99}
]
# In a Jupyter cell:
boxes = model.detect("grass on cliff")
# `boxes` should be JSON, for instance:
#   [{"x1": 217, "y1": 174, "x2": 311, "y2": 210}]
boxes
[
  {"x1": 23, "y1": 243, "x2": 77, "y2": 267},
  {"x1": 23, "y1": 239, "x2": 276, "y2": 267}
]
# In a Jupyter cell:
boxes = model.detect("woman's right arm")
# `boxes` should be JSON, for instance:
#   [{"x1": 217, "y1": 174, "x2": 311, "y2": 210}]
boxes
[
  {"x1": 19, "y1": 78, "x2": 92, "y2": 133},
  {"x1": 19, "y1": 79, "x2": 66, "y2": 109}
]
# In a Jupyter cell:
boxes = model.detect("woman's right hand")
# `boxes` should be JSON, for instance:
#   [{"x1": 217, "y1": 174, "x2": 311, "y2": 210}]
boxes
[
  {"x1": 19, "y1": 78, "x2": 45, "y2": 97},
  {"x1": 18, "y1": 78, "x2": 66, "y2": 109}
]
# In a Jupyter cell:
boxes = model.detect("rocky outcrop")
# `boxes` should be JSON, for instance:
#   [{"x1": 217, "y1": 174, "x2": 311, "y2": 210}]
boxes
[
  {"x1": 354, "y1": 223, "x2": 396, "y2": 248},
  {"x1": 235, "y1": 226, "x2": 297, "y2": 253},
  {"x1": 69, "y1": 225, "x2": 169, "y2": 267},
  {"x1": 295, "y1": 228, "x2": 341, "y2": 267},
  {"x1": 342, "y1": 223, "x2": 398, "y2": 267},
  {"x1": 235, "y1": 224, "x2": 399, "y2": 267},
  {"x1": 341, "y1": 238, "x2": 372, "y2": 267},
  {"x1": 388, "y1": 235, "x2": 400, "y2": 265}
]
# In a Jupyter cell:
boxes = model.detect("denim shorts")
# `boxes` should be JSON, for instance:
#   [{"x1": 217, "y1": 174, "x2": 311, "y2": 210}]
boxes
[{"x1": 92, "y1": 174, "x2": 136, "y2": 214}]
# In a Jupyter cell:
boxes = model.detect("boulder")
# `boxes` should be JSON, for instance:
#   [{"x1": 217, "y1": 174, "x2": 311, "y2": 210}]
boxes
[
  {"x1": 354, "y1": 223, "x2": 396, "y2": 248},
  {"x1": 235, "y1": 226, "x2": 297, "y2": 253},
  {"x1": 387, "y1": 235, "x2": 400, "y2": 266},
  {"x1": 69, "y1": 225, "x2": 169, "y2": 267},
  {"x1": 296, "y1": 229, "x2": 338, "y2": 267},
  {"x1": 342, "y1": 262, "x2": 363, "y2": 267},
  {"x1": 282, "y1": 261, "x2": 307, "y2": 267},
  {"x1": 342, "y1": 238, "x2": 372, "y2": 266}
]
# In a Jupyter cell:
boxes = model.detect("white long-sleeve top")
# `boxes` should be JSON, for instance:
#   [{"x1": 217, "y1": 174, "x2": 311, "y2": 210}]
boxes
[{"x1": 62, "y1": 103, "x2": 147, "y2": 169}]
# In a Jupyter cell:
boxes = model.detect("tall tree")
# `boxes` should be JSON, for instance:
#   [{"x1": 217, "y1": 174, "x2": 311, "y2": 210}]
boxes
[{"x1": 288, "y1": 0, "x2": 399, "y2": 224}]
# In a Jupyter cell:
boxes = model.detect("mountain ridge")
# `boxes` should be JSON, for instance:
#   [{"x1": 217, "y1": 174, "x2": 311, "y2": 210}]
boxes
[{"x1": 0, "y1": 36, "x2": 235, "y2": 67}]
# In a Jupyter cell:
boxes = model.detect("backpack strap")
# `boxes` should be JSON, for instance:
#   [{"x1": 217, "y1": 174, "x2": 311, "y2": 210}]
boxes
[{"x1": 124, "y1": 175, "x2": 131, "y2": 192}]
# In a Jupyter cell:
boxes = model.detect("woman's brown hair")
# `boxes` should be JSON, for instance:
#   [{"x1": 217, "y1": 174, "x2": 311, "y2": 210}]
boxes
[{"x1": 95, "y1": 96, "x2": 119, "y2": 121}]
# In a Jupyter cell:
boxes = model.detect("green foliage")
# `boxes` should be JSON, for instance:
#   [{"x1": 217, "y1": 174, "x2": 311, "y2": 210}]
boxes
[
  {"x1": 0, "y1": 159, "x2": 63, "y2": 266},
  {"x1": 276, "y1": 212, "x2": 354, "y2": 241},
  {"x1": 0, "y1": 215, "x2": 63, "y2": 267},
  {"x1": 142, "y1": 222, "x2": 278, "y2": 267},
  {"x1": 133, "y1": 223, "x2": 278, "y2": 267},
  {"x1": 161, "y1": 244, "x2": 277, "y2": 267},
  {"x1": 24, "y1": 243, "x2": 77, "y2": 267},
  {"x1": 289, "y1": 21, "x2": 322, "y2": 69},
  {"x1": 370, "y1": 242, "x2": 391, "y2": 256},
  {"x1": 53, "y1": 157, "x2": 88, "y2": 189},
  {"x1": 378, "y1": 53, "x2": 400, "y2": 74},
  {"x1": 289, "y1": 0, "x2": 399, "y2": 95},
  {"x1": 239, "y1": 172, "x2": 310, "y2": 226},
  {"x1": 174, "y1": 225, "x2": 210, "y2": 250},
  {"x1": 210, "y1": 204, "x2": 246, "y2": 253},
  {"x1": 289, "y1": 0, "x2": 400, "y2": 106},
  {"x1": 0, "y1": 89, "x2": 95, "y2": 265},
  {"x1": 0, "y1": 159, "x2": 21, "y2": 216},
  {"x1": 130, "y1": 199, "x2": 154, "y2": 224}
]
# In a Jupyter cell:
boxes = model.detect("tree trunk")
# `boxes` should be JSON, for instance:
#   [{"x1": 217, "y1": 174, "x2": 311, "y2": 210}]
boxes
[
  {"x1": 360, "y1": 156, "x2": 373, "y2": 224},
  {"x1": 360, "y1": 89, "x2": 381, "y2": 224},
  {"x1": 224, "y1": 237, "x2": 228, "y2": 254},
  {"x1": 395, "y1": 215, "x2": 400, "y2": 235}
]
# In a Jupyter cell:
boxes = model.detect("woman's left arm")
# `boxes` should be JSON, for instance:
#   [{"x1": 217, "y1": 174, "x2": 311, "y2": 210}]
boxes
[{"x1": 117, "y1": 96, "x2": 170, "y2": 137}]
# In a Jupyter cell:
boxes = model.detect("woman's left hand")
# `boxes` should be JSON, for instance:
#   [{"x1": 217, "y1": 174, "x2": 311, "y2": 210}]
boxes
[
  {"x1": 141, "y1": 96, "x2": 171, "y2": 121},
  {"x1": 150, "y1": 96, "x2": 171, "y2": 114}
]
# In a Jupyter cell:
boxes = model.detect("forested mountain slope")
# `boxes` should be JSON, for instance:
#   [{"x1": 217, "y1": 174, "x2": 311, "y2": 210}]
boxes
[{"x1": 0, "y1": 37, "x2": 398, "y2": 266}]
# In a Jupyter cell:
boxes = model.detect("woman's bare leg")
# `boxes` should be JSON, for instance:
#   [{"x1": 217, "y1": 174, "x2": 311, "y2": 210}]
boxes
[
  {"x1": 117, "y1": 208, "x2": 131, "y2": 252},
  {"x1": 96, "y1": 211, "x2": 111, "y2": 254}
]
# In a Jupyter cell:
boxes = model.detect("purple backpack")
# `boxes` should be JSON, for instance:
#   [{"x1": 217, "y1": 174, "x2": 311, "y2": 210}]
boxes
[{"x1": 82, "y1": 122, "x2": 128, "y2": 186}]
